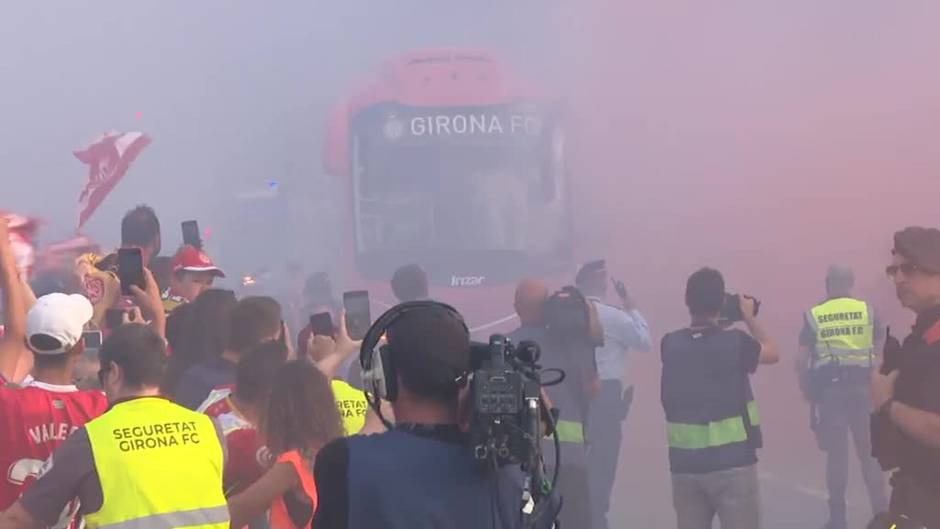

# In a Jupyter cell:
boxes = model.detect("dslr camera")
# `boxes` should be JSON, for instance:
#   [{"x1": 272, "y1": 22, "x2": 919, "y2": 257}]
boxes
[{"x1": 720, "y1": 293, "x2": 761, "y2": 323}]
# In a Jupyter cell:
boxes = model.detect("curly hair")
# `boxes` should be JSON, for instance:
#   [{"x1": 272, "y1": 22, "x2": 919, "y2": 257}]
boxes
[{"x1": 262, "y1": 359, "x2": 344, "y2": 456}]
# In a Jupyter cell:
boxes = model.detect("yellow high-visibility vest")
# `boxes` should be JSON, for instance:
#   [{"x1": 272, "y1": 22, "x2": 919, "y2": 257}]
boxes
[
  {"x1": 84, "y1": 397, "x2": 228, "y2": 529},
  {"x1": 806, "y1": 297, "x2": 874, "y2": 368},
  {"x1": 667, "y1": 401, "x2": 761, "y2": 450},
  {"x1": 555, "y1": 420, "x2": 586, "y2": 444},
  {"x1": 332, "y1": 379, "x2": 369, "y2": 435}
]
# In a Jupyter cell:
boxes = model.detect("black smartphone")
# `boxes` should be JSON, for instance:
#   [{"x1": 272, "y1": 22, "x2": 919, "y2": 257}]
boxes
[
  {"x1": 310, "y1": 312, "x2": 334, "y2": 337},
  {"x1": 181, "y1": 220, "x2": 201, "y2": 249},
  {"x1": 218, "y1": 289, "x2": 237, "y2": 302},
  {"x1": 117, "y1": 248, "x2": 145, "y2": 295},
  {"x1": 105, "y1": 308, "x2": 126, "y2": 330},
  {"x1": 343, "y1": 290, "x2": 371, "y2": 340},
  {"x1": 82, "y1": 330, "x2": 103, "y2": 350}
]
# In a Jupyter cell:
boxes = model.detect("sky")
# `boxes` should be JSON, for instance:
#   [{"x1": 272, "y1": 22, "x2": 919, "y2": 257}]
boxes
[
  {"x1": 2, "y1": 2, "x2": 939, "y2": 525},
  {"x1": 555, "y1": 1, "x2": 940, "y2": 331}
]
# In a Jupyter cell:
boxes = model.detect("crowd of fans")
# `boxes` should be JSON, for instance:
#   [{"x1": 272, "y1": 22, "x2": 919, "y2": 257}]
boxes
[
  {"x1": 0, "y1": 205, "x2": 382, "y2": 529},
  {"x1": 0, "y1": 201, "x2": 633, "y2": 529},
  {"x1": 2, "y1": 201, "x2": 940, "y2": 529}
]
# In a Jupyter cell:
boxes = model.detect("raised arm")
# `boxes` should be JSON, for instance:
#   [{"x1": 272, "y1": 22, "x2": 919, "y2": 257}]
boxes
[
  {"x1": 0, "y1": 219, "x2": 30, "y2": 383},
  {"x1": 311, "y1": 311, "x2": 361, "y2": 379},
  {"x1": 741, "y1": 296, "x2": 779, "y2": 365}
]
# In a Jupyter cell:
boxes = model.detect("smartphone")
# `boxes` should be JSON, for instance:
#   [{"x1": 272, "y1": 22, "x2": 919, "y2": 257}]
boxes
[
  {"x1": 218, "y1": 289, "x2": 237, "y2": 302},
  {"x1": 82, "y1": 330, "x2": 103, "y2": 350},
  {"x1": 117, "y1": 248, "x2": 145, "y2": 296},
  {"x1": 343, "y1": 290, "x2": 371, "y2": 340},
  {"x1": 105, "y1": 308, "x2": 126, "y2": 330},
  {"x1": 181, "y1": 220, "x2": 201, "y2": 249},
  {"x1": 310, "y1": 312, "x2": 334, "y2": 337}
]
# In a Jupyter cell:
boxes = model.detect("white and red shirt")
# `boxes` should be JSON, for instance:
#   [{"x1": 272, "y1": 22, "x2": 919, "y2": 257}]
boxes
[
  {"x1": 199, "y1": 388, "x2": 270, "y2": 495},
  {"x1": 0, "y1": 380, "x2": 106, "y2": 525}
]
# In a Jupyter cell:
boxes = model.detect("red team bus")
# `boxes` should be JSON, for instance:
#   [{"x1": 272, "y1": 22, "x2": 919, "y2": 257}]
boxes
[{"x1": 323, "y1": 49, "x2": 576, "y2": 333}]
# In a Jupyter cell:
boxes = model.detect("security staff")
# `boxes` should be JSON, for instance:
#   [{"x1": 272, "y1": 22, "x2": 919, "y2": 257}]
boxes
[
  {"x1": 871, "y1": 227, "x2": 940, "y2": 527},
  {"x1": 797, "y1": 266, "x2": 887, "y2": 529},
  {"x1": 332, "y1": 378, "x2": 369, "y2": 435},
  {"x1": 575, "y1": 260, "x2": 651, "y2": 529},
  {"x1": 0, "y1": 324, "x2": 228, "y2": 529}
]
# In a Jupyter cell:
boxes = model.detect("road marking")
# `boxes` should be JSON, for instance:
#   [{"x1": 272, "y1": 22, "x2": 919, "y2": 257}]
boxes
[
  {"x1": 758, "y1": 470, "x2": 839, "y2": 503},
  {"x1": 372, "y1": 299, "x2": 517, "y2": 334},
  {"x1": 470, "y1": 313, "x2": 519, "y2": 334}
]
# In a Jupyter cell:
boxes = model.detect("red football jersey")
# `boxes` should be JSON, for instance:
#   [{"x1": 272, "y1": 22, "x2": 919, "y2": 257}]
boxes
[
  {"x1": 0, "y1": 381, "x2": 107, "y2": 525},
  {"x1": 200, "y1": 388, "x2": 270, "y2": 496}
]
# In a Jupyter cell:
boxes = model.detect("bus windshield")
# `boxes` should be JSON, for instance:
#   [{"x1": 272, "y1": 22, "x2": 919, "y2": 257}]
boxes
[{"x1": 351, "y1": 138, "x2": 571, "y2": 284}]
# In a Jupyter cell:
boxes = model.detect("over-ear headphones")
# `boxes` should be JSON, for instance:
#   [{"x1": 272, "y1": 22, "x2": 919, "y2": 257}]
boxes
[{"x1": 359, "y1": 300, "x2": 468, "y2": 403}]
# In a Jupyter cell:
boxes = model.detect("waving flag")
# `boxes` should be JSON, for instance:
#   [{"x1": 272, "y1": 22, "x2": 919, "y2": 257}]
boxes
[
  {"x1": 75, "y1": 131, "x2": 152, "y2": 229},
  {"x1": 1, "y1": 212, "x2": 39, "y2": 279},
  {"x1": 35, "y1": 234, "x2": 100, "y2": 274}
]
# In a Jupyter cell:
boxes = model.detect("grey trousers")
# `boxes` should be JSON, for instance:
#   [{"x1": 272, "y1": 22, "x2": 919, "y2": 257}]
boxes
[
  {"x1": 544, "y1": 440, "x2": 592, "y2": 529},
  {"x1": 817, "y1": 383, "x2": 888, "y2": 526},
  {"x1": 671, "y1": 465, "x2": 761, "y2": 529},
  {"x1": 587, "y1": 380, "x2": 632, "y2": 529}
]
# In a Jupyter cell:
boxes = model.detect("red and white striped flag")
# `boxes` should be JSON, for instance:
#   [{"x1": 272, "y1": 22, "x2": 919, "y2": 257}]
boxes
[
  {"x1": 74, "y1": 131, "x2": 152, "y2": 229},
  {"x1": 35, "y1": 234, "x2": 100, "y2": 275},
  {"x1": 1, "y1": 212, "x2": 39, "y2": 279}
]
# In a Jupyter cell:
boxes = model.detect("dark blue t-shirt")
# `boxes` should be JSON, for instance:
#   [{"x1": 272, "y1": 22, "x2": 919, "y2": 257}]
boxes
[
  {"x1": 660, "y1": 326, "x2": 762, "y2": 474},
  {"x1": 313, "y1": 427, "x2": 559, "y2": 529},
  {"x1": 508, "y1": 325, "x2": 593, "y2": 427},
  {"x1": 172, "y1": 356, "x2": 237, "y2": 410}
]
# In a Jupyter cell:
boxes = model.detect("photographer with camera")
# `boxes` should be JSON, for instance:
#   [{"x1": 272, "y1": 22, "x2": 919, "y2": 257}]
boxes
[
  {"x1": 574, "y1": 259, "x2": 651, "y2": 529},
  {"x1": 509, "y1": 278, "x2": 598, "y2": 529},
  {"x1": 660, "y1": 268, "x2": 778, "y2": 529},
  {"x1": 313, "y1": 301, "x2": 558, "y2": 529}
]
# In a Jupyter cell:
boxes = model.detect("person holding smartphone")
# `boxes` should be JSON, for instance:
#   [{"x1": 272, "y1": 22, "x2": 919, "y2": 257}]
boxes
[
  {"x1": 301, "y1": 312, "x2": 371, "y2": 435},
  {"x1": 162, "y1": 245, "x2": 226, "y2": 314},
  {"x1": 574, "y1": 259, "x2": 652, "y2": 529},
  {"x1": 75, "y1": 205, "x2": 162, "y2": 329}
]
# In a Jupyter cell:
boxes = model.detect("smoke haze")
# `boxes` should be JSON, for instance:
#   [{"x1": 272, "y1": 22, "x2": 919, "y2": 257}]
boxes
[{"x1": 3, "y1": 1, "x2": 940, "y2": 526}]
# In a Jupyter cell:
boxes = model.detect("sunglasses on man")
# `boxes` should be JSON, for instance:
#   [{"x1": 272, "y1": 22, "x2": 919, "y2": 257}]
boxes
[{"x1": 886, "y1": 263, "x2": 934, "y2": 278}]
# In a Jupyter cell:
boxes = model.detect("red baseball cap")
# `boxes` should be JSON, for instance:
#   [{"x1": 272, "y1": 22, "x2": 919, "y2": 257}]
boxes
[{"x1": 172, "y1": 245, "x2": 225, "y2": 277}]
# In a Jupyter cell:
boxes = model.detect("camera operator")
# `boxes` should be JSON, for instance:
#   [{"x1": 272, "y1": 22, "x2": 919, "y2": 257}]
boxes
[
  {"x1": 870, "y1": 227, "x2": 940, "y2": 527},
  {"x1": 312, "y1": 303, "x2": 557, "y2": 529},
  {"x1": 509, "y1": 278, "x2": 597, "y2": 529},
  {"x1": 660, "y1": 268, "x2": 778, "y2": 529}
]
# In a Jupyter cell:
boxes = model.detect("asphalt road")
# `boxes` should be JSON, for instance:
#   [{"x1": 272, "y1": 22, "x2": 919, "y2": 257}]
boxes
[{"x1": 598, "y1": 353, "x2": 882, "y2": 529}]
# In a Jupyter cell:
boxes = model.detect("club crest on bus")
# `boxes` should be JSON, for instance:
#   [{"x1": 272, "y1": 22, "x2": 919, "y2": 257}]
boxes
[{"x1": 383, "y1": 118, "x2": 405, "y2": 140}]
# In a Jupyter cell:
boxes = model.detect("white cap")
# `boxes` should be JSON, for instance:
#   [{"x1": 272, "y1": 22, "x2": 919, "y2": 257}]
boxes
[{"x1": 26, "y1": 293, "x2": 94, "y2": 355}]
